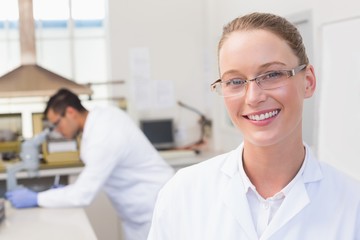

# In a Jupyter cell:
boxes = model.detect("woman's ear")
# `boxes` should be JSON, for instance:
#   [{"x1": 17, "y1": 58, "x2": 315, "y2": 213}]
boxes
[{"x1": 304, "y1": 64, "x2": 316, "y2": 99}]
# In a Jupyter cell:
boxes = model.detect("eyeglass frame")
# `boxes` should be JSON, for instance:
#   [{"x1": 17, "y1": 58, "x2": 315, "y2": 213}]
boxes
[
  {"x1": 210, "y1": 64, "x2": 307, "y2": 97},
  {"x1": 49, "y1": 110, "x2": 66, "y2": 130}
]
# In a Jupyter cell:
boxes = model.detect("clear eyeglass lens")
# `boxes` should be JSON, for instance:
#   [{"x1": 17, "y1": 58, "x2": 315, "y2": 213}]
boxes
[
  {"x1": 221, "y1": 70, "x2": 291, "y2": 96},
  {"x1": 257, "y1": 70, "x2": 289, "y2": 90},
  {"x1": 221, "y1": 80, "x2": 246, "y2": 96},
  {"x1": 213, "y1": 65, "x2": 306, "y2": 97}
]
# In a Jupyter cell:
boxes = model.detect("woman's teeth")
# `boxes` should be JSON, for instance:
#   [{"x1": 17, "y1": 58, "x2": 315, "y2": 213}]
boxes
[{"x1": 248, "y1": 110, "x2": 279, "y2": 121}]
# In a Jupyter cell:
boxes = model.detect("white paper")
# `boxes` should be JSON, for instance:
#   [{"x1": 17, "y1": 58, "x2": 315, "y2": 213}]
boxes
[
  {"x1": 154, "y1": 80, "x2": 175, "y2": 109},
  {"x1": 47, "y1": 140, "x2": 78, "y2": 153},
  {"x1": 129, "y1": 47, "x2": 151, "y2": 81}
]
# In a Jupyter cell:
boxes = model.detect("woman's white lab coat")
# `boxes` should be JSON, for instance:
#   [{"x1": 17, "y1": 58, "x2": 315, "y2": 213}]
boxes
[
  {"x1": 148, "y1": 144, "x2": 360, "y2": 240},
  {"x1": 37, "y1": 106, "x2": 174, "y2": 240}
]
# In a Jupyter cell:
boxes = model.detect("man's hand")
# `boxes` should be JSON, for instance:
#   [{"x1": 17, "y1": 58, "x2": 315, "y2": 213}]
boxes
[{"x1": 5, "y1": 188, "x2": 38, "y2": 208}]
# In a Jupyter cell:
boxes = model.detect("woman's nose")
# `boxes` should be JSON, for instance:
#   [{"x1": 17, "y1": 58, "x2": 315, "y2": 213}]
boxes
[{"x1": 244, "y1": 81, "x2": 266, "y2": 105}]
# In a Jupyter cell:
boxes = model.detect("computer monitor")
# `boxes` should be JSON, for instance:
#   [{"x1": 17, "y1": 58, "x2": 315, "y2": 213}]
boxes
[{"x1": 140, "y1": 119, "x2": 175, "y2": 150}]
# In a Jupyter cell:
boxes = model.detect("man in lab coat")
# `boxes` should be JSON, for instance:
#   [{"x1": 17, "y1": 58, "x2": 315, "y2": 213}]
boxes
[
  {"x1": 147, "y1": 12, "x2": 360, "y2": 239},
  {"x1": 6, "y1": 88, "x2": 174, "y2": 240}
]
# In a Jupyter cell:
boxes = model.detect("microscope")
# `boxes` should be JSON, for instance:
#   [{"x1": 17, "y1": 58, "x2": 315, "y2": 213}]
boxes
[{"x1": 6, "y1": 128, "x2": 51, "y2": 191}]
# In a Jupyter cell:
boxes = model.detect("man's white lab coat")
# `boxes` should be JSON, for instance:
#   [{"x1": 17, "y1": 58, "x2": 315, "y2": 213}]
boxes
[
  {"x1": 38, "y1": 106, "x2": 174, "y2": 240},
  {"x1": 148, "y1": 144, "x2": 360, "y2": 240}
]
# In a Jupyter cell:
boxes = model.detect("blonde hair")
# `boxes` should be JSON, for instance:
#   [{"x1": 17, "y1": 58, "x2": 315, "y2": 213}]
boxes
[{"x1": 218, "y1": 12, "x2": 309, "y2": 65}]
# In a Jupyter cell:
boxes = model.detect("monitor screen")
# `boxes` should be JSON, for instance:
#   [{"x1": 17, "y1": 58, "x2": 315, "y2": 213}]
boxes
[{"x1": 140, "y1": 119, "x2": 175, "y2": 150}]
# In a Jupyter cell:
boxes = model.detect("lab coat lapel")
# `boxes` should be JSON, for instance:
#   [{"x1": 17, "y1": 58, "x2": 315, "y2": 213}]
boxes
[
  {"x1": 261, "y1": 146, "x2": 323, "y2": 239},
  {"x1": 261, "y1": 178, "x2": 310, "y2": 239},
  {"x1": 221, "y1": 148, "x2": 258, "y2": 240}
]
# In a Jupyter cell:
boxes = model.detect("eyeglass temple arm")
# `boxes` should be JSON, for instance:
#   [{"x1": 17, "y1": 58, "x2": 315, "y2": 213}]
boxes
[
  {"x1": 291, "y1": 64, "x2": 307, "y2": 76},
  {"x1": 210, "y1": 79, "x2": 221, "y2": 91}
]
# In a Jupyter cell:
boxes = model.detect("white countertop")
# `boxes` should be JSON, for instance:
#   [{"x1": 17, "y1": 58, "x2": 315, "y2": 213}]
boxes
[
  {"x1": 0, "y1": 201, "x2": 97, "y2": 240},
  {"x1": 0, "y1": 149, "x2": 219, "y2": 179},
  {"x1": 160, "y1": 149, "x2": 219, "y2": 169},
  {"x1": 0, "y1": 166, "x2": 83, "y2": 180}
]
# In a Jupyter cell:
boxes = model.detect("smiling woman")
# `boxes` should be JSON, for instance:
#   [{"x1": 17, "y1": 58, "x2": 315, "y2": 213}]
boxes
[
  {"x1": 147, "y1": 12, "x2": 360, "y2": 240},
  {"x1": 219, "y1": 28, "x2": 313, "y2": 149}
]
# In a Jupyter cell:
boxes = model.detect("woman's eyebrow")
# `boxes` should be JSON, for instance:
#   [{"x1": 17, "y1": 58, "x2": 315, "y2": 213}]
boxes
[
  {"x1": 258, "y1": 61, "x2": 287, "y2": 70},
  {"x1": 221, "y1": 61, "x2": 287, "y2": 79},
  {"x1": 220, "y1": 69, "x2": 244, "y2": 79}
]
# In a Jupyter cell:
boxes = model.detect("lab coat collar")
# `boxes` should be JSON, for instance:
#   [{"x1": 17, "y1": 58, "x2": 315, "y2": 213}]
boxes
[
  {"x1": 220, "y1": 143, "x2": 244, "y2": 178},
  {"x1": 301, "y1": 143, "x2": 323, "y2": 184},
  {"x1": 221, "y1": 143, "x2": 322, "y2": 182},
  {"x1": 220, "y1": 143, "x2": 323, "y2": 239},
  {"x1": 221, "y1": 144, "x2": 257, "y2": 239},
  {"x1": 221, "y1": 150, "x2": 258, "y2": 239}
]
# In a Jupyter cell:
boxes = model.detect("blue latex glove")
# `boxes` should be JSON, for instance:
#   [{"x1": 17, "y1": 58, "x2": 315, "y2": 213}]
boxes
[{"x1": 5, "y1": 188, "x2": 38, "y2": 208}]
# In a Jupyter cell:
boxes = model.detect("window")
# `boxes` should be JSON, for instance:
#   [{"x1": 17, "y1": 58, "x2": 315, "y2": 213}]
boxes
[
  {"x1": 0, "y1": 0, "x2": 107, "y2": 90},
  {"x1": 0, "y1": 1, "x2": 20, "y2": 76},
  {"x1": 33, "y1": 0, "x2": 107, "y2": 85}
]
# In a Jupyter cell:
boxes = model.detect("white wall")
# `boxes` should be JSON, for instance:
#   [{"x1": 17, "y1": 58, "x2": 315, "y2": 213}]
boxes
[
  {"x1": 318, "y1": 18, "x2": 360, "y2": 180},
  {"x1": 107, "y1": 0, "x2": 210, "y2": 147}
]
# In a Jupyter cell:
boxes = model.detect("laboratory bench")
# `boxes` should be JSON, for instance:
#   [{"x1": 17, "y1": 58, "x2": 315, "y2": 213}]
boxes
[
  {"x1": 0, "y1": 160, "x2": 84, "y2": 198},
  {"x1": 0, "y1": 201, "x2": 97, "y2": 239},
  {"x1": 0, "y1": 159, "x2": 84, "y2": 178},
  {"x1": 0, "y1": 149, "x2": 212, "y2": 196},
  {"x1": 159, "y1": 149, "x2": 218, "y2": 170}
]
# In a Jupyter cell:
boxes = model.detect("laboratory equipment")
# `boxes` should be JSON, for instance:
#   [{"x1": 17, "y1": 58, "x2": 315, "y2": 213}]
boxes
[
  {"x1": 6, "y1": 128, "x2": 51, "y2": 191},
  {"x1": 177, "y1": 101, "x2": 212, "y2": 146},
  {"x1": 140, "y1": 119, "x2": 175, "y2": 150},
  {"x1": 32, "y1": 112, "x2": 80, "y2": 164}
]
